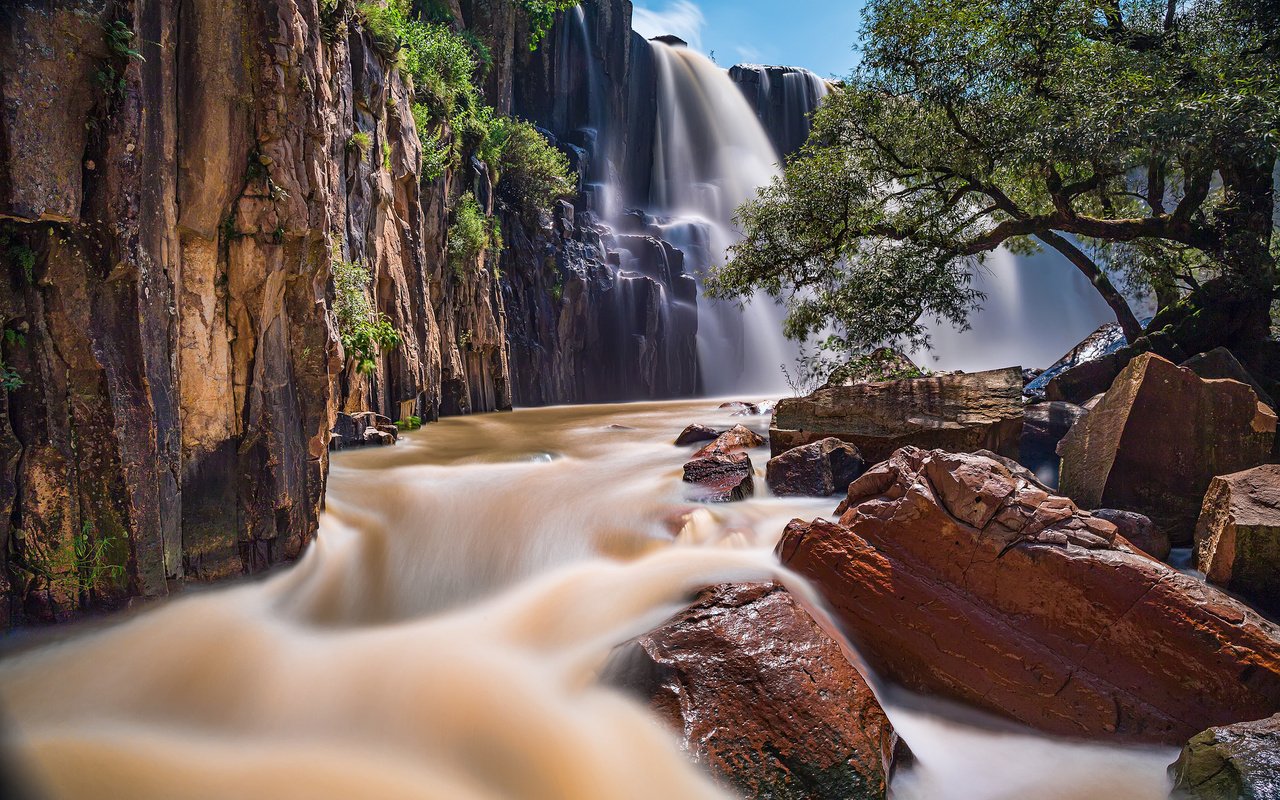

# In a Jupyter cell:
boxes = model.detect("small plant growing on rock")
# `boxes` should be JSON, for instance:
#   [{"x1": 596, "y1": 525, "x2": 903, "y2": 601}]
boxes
[
  {"x1": 447, "y1": 192, "x2": 496, "y2": 278},
  {"x1": 347, "y1": 131, "x2": 373, "y2": 160},
  {"x1": 395, "y1": 415, "x2": 422, "y2": 431},
  {"x1": 331, "y1": 238, "x2": 401, "y2": 373}
]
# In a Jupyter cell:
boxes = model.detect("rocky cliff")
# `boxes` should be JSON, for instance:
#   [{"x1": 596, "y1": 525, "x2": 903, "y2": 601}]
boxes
[{"x1": 0, "y1": 0, "x2": 696, "y2": 626}]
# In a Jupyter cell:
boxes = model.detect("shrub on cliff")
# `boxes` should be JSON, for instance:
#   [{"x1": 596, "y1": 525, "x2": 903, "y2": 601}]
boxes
[
  {"x1": 448, "y1": 192, "x2": 500, "y2": 277},
  {"x1": 331, "y1": 239, "x2": 401, "y2": 373},
  {"x1": 709, "y1": 0, "x2": 1279, "y2": 363},
  {"x1": 487, "y1": 117, "x2": 575, "y2": 219}
]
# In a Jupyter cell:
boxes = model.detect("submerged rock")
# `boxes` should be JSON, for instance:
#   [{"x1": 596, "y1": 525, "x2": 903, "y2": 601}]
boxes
[
  {"x1": 604, "y1": 583, "x2": 896, "y2": 800},
  {"x1": 693, "y1": 424, "x2": 766, "y2": 458},
  {"x1": 1196, "y1": 465, "x2": 1280, "y2": 617},
  {"x1": 1092, "y1": 508, "x2": 1170, "y2": 562},
  {"x1": 770, "y1": 367, "x2": 1024, "y2": 463},
  {"x1": 683, "y1": 453, "x2": 755, "y2": 503},
  {"x1": 675, "y1": 424, "x2": 721, "y2": 446},
  {"x1": 781, "y1": 447, "x2": 1280, "y2": 744},
  {"x1": 1058, "y1": 353, "x2": 1276, "y2": 545},
  {"x1": 766, "y1": 438, "x2": 866, "y2": 497},
  {"x1": 1170, "y1": 714, "x2": 1280, "y2": 799}
]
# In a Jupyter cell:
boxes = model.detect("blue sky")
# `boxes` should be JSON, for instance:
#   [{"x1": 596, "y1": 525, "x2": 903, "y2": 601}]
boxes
[{"x1": 631, "y1": 0, "x2": 866, "y2": 79}]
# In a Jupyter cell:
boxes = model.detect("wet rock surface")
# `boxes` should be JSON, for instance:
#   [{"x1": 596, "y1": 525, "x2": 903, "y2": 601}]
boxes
[
  {"x1": 771, "y1": 367, "x2": 1024, "y2": 463},
  {"x1": 1196, "y1": 465, "x2": 1280, "y2": 618},
  {"x1": 1092, "y1": 509, "x2": 1171, "y2": 562},
  {"x1": 692, "y1": 424, "x2": 766, "y2": 458},
  {"x1": 1170, "y1": 713, "x2": 1280, "y2": 800},
  {"x1": 675, "y1": 424, "x2": 721, "y2": 446},
  {"x1": 683, "y1": 453, "x2": 755, "y2": 503},
  {"x1": 766, "y1": 438, "x2": 866, "y2": 497},
  {"x1": 1059, "y1": 353, "x2": 1277, "y2": 545},
  {"x1": 780, "y1": 447, "x2": 1280, "y2": 744},
  {"x1": 605, "y1": 583, "x2": 896, "y2": 800}
]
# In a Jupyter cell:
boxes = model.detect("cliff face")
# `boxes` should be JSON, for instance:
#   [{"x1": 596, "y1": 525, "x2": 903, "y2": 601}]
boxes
[{"x1": 0, "y1": 0, "x2": 687, "y2": 626}]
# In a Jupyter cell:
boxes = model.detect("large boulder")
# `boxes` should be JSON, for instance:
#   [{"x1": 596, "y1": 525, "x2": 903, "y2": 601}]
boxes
[
  {"x1": 779, "y1": 447, "x2": 1280, "y2": 744},
  {"x1": 1020, "y1": 401, "x2": 1087, "y2": 488},
  {"x1": 693, "y1": 424, "x2": 765, "y2": 458},
  {"x1": 1058, "y1": 353, "x2": 1276, "y2": 545},
  {"x1": 604, "y1": 583, "x2": 897, "y2": 800},
  {"x1": 675, "y1": 424, "x2": 720, "y2": 446},
  {"x1": 1183, "y1": 347, "x2": 1275, "y2": 410},
  {"x1": 1170, "y1": 713, "x2": 1280, "y2": 799},
  {"x1": 683, "y1": 453, "x2": 755, "y2": 503},
  {"x1": 1196, "y1": 465, "x2": 1280, "y2": 617},
  {"x1": 1092, "y1": 508, "x2": 1171, "y2": 562},
  {"x1": 770, "y1": 367, "x2": 1024, "y2": 464},
  {"x1": 766, "y1": 438, "x2": 866, "y2": 497}
]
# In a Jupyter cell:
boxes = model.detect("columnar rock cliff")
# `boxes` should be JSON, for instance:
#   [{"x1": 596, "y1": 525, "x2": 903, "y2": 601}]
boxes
[{"x1": 0, "y1": 0, "x2": 695, "y2": 626}]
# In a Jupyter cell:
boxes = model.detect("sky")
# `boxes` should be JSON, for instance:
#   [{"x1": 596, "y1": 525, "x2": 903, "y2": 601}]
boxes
[{"x1": 631, "y1": 0, "x2": 866, "y2": 79}]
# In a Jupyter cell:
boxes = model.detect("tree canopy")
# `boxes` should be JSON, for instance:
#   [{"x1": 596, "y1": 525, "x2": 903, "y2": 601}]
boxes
[{"x1": 708, "y1": 0, "x2": 1280, "y2": 360}]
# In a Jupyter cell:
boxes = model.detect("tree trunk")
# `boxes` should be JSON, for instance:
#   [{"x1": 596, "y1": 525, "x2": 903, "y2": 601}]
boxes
[
  {"x1": 1216, "y1": 158, "x2": 1276, "y2": 342},
  {"x1": 1036, "y1": 231, "x2": 1145, "y2": 342}
]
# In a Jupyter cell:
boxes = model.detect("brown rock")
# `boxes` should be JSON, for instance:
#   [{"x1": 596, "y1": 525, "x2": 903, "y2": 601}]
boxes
[
  {"x1": 1183, "y1": 347, "x2": 1275, "y2": 409},
  {"x1": 1196, "y1": 465, "x2": 1280, "y2": 617},
  {"x1": 718, "y1": 400, "x2": 761, "y2": 414},
  {"x1": 1170, "y1": 713, "x2": 1280, "y2": 799},
  {"x1": 1092, "y1": 509, "x2": 1171, "y2": 561},
  {"x1": 770, "y1": 367, "x2": 1024, "y2": 463},
  {"x1": 683, "y1": 453, "x2": 755, "y2": 503},
  {"x1": 766, "y1": 438, "x2": 866, "y2": 497},
  {"x1": 692, "y1": 424, "x2": 765, "y2": 458},
  {"x1": 675, "y1": 424, "x2": 721, "y2": 446},
  {"x1": 779, "y1": 447, "x2": 1280, "y2": 744},
  {"x1": 1058, "y1": 353, "x2": 1276, "y2": 545},
  {"x1": 605, "y1": 583, "x2": 896, "y2": 800}
]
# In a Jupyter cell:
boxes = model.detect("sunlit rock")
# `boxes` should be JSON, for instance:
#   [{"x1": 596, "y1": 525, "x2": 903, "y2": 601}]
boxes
[
  {"x1": 1196, "y1": 464, "x2": 1280, "y2": 616},
  {"x1": 766, "y1": 438, "x2": 865, "y2": 497}
]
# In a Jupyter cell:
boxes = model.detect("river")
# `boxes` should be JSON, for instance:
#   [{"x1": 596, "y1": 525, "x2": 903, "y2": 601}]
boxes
[{"x1": 0, "y1": 398, "x2": 1177, "y2": 799}]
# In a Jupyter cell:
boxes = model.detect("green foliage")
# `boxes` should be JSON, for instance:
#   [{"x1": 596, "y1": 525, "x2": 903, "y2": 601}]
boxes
[
  {"x1": 488, "y1": 117, "x2": 575, "y2": 219},
  {"x1": 331, "y1": 238, "x2": 402, "y2": 372},
  {"x1": 73, "y1": 522, "x2": 126, "y2": 588},
  {"x1": 711, "y1": 0, "x2": 1280, "y2": 360},
  {"x1": 104, "y1": 20, "x2": 145, "y2": 62},
  {"x1": 448, "y1": 192, "x2": 497, "y2": 277},
  {"x1": 0, "y1": 360, "x2": 21, "y2": 392},
  {"x1": 382, "y1": 141, "x2": 392, "y2": 171},
  {"x1": 395, "y1": 415, "x2": 422, "y2": 430},
  {"x1": 347, "y1": 131, "x2": 373, "y2": 159},
  {"x1": 0, "y1": 229, "x2": 37, "y2": 285},
  {"x1": 517, "y1": 0, "x2": 580, "y2": 50},
  {"x1": 416, "y1": 110, "x2": 451, "y2": 181}
]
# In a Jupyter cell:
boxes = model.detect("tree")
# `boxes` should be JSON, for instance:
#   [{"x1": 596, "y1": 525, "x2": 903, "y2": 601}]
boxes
[{"x1": 708, "y1": 0, "x2": 1279, "y2": 360}]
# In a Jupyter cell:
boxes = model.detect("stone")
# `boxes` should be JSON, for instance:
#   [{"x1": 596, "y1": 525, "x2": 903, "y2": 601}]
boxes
[
  {"x1": 718, "y1": 401, "x2": 761, "y2": 414},
  {"x1": 693, "y1": 424, "x2": 766, "y2": 458},
  {"x1": 675, "y1": 424, "x2": 721, "y2": 446},
  {"x1": 770, "y1": 367, "x2": 1024, "y2": 463},
  {"x1": 1182, "y1": 347, "x2": 1275, "y2": 409},
  {"x1": 362, "y1": 428, "x2": 396, "y2": 446},
  {"x1": 780, "y1": 447, "x2": 1280, "y2": 745},
  {"x1": 1196, "y1": 465, "x2": 1280, "y2": 617},
  {"x1": 683, "y1": 453, "x2": 755, "y2": 503},
  {"x1": 1092, "y1": 509, "x2": 1170, "y2": 562},
  {"x1": 1027, "y1": 323, "x2": 1129, "y2": 402},
  {"x1": 766, "y1": 438, "x2": 866, "y2": 497},
  {"x1": 604, "y1": 583, "x2": 896, "y2": 800},
  {"x1": 1058, "y1": 353, "x2": 1276, "y2": 545},
  {"x1": 1020, "y1": 401, "x2": 1087, "y2": 488},
  {"x1": 1170, "y1": 713, "x2": 1280, "y2": 800}
]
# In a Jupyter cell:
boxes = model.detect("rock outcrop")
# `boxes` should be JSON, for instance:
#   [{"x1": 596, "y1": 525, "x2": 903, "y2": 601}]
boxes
[
  {"x1": 1170, "y1": 713, "x2": 1280, "y2": 799},
  {"x1": 766, "y1": 438, "x2": 866, "y2": 497},
  {"x1": 683, "y1": 453, "x2": 755, "y2": 503},
  {"x1": 779, "y1": 447, "x2": 1280, "y2": 744},
  {"x1": 770, "y1": 367, "x2": 1024, "y2": 463},
  {"x1": 727, "y1": 65, "x2": 829, "y2": 160},
  {"x1": 1196, "y1": 465, "x2": 1280, "y2": 617},
  {"x1": 1092, "y1": 509, "x2": 1170, "y2": 562},
  {"x1": 1058, "y1": 353, "x2": 1276, "y2": 545},
  {"x1": 1183, "y1": 347, "x2": 1275, "y2": 410},
  {"x1": 605, "y1": 583, "x2": 896, "y2": 800}
]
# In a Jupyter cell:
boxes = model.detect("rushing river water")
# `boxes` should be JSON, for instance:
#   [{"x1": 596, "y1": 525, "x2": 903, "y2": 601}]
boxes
[{"x1": 0, "y1": 399, "x2": 1178, "y2": 799}]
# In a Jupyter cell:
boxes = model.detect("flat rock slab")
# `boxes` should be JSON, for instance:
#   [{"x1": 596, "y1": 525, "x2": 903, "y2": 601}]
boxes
[
  {"x1": 604, "y1": 583, "x2": 896, "y2": 800},
  {"x1": 770, "y1": 367, "x2": 1024, "y2": 464},
  {"x1": 1196, "y1": 464, "x2": 1280, "y2": 617},
  {"x1": 1059, "y1": 353, "x2": 1276, "y2": 545},
  {"x1": 1171, "y1": 713, "x2": 1280, "y2": 799},
  {"x1": 780, "y1": 446, "x2": 1280, "y2": 745}
]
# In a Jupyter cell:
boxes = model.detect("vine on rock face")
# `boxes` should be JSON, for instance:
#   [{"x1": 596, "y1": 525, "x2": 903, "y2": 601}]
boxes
[{"x1": 331, "y1": 238, "x2": 402, "y2": 373}]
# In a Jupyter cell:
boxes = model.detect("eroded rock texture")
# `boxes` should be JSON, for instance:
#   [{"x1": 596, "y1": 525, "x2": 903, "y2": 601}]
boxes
[
  {"x1": 1058, "y1": 353, "x2": 1276, "y2": 545},
  {"x1": 780, "y1": 447, "x2": 1280, "y2": 745},
  {"x1": 605, "y1": 583, "x2": 897, "y2": 800},
  {"x1": 770, "y1": 367, "x2": 1024, "y2": 463}
]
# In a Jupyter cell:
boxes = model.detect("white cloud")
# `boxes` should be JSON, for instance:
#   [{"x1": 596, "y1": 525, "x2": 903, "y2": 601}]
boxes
[
  {"x1": 632, "y1": 1, "x2": 706, "y2": 51},
  {"x1": 734, "y1": 45, "x2": 763, "y2": 64}
]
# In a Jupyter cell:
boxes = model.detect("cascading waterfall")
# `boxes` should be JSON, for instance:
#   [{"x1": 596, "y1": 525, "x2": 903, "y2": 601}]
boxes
[{"x1": 728, "y1": 64, "x2": 831, "y2": 159}]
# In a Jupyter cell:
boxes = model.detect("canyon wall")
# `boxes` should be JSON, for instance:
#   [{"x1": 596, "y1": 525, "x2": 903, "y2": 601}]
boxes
[{"x1": 0, "y1": 0, "x2": 699, "y2": 626}]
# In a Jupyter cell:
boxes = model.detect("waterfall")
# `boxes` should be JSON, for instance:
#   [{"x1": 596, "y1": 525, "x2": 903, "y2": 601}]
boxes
[{"x1": 728, "y1": 64, "x2": 831, "y2": 159}]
